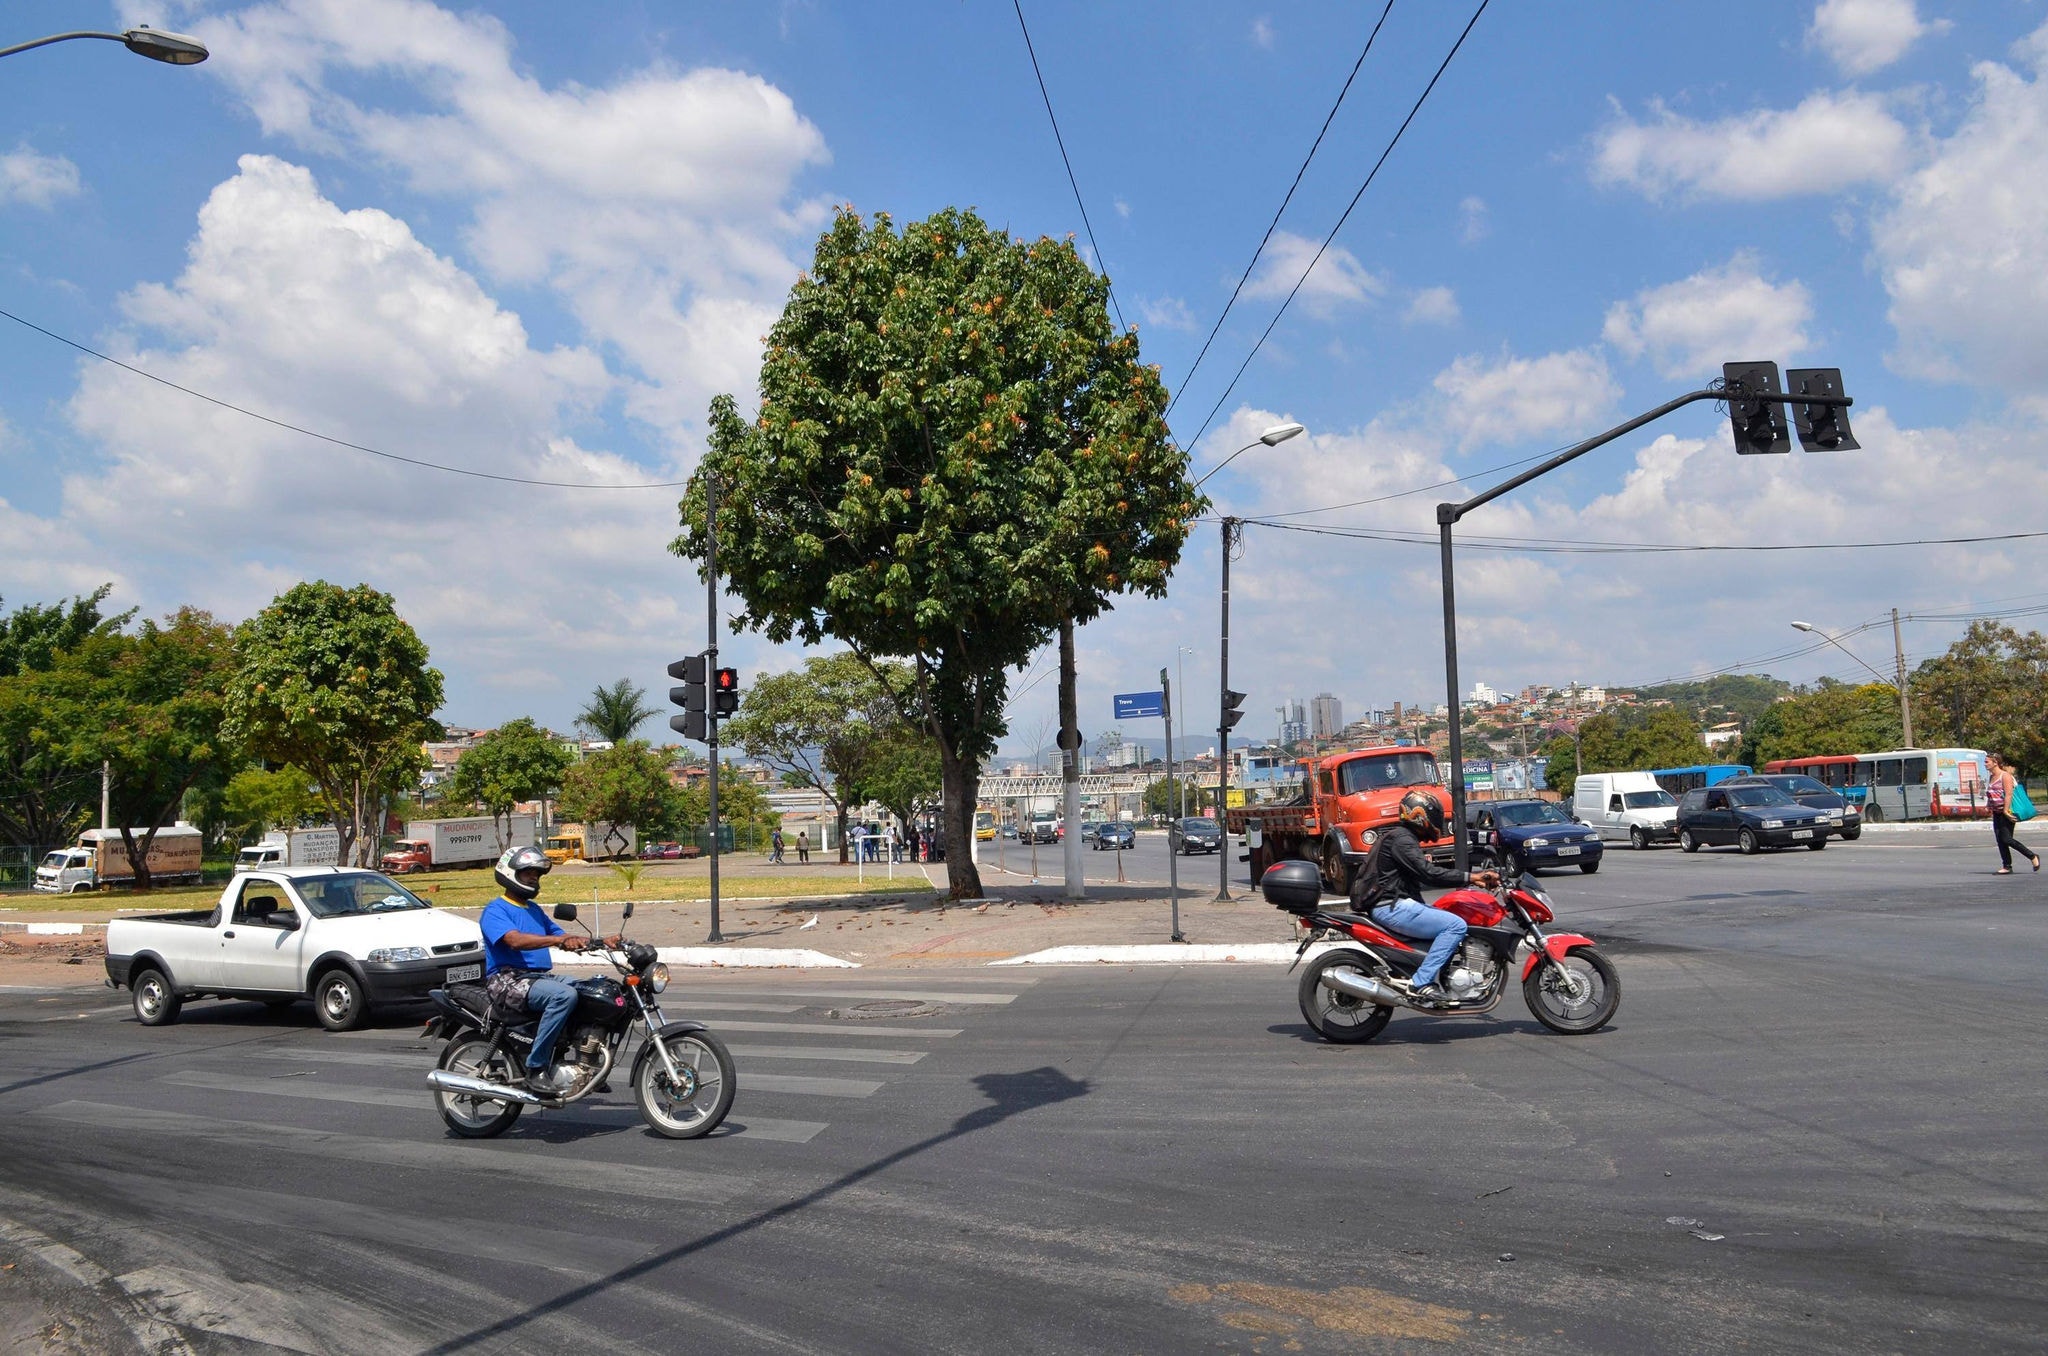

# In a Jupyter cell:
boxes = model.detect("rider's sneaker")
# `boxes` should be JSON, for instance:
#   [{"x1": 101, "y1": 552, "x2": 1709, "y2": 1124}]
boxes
[{"x1": 1408, "y1": 983, "x2": 1449, "y2": 1003}]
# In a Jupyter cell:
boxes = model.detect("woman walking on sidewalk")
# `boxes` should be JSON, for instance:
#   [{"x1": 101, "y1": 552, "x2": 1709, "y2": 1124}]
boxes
[{"x1": 1985, "y1": 753, "x2": 2039, "y2": 875}]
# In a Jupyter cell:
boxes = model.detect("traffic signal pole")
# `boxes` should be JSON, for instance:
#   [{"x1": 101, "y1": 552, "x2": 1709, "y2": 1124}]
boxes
[
  {"x1": 705, "y1": 473, "x2": 723, "y2": 944},
  {"x1": 1216, "y1": 516, "x2": 1237, "y2": 901}
]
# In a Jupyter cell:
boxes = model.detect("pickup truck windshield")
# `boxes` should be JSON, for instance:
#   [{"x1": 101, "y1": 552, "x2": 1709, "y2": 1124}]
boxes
[
  {"x1": 1623, "y1": 791, "x2": 1677, "y2": 809},
  {"x1": 294, "y1": 871, "x2": 430, "y2": 918},
  {"x1": 1338, "y1": 753, "x2": 1442, "y2": 796}
]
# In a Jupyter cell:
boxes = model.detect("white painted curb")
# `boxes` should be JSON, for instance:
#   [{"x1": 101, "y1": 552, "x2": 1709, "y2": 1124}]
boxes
[
  {"x1": 0, "y1": 922, "x2": 102, "y2": 934},
  {"x1": 557, "y1": 946, "x2": 858, "y2": 970},
  {"x1": 991, "y1": 942, "x2": 1350, "y2": 966}
]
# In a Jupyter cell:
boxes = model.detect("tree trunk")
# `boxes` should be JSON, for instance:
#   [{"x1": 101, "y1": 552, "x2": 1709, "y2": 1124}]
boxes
[
  {"x1": 1059, "y1": 620, "x2": 1084, "y2": 901},
  {"x1": 835, "y1": 803, "x2": 850, "y2": 864},
  {"x1": 939, "y1": 745, "x2": 984, "y2": 899},
  {"x1": 119, "y1": 825, "x2": 156, "y2": 892}
]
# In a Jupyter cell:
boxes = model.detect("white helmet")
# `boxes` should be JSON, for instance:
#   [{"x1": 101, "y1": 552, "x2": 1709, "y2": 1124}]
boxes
[{"x1": 494, "y1": 845, "x2": 551, "y2": 901}]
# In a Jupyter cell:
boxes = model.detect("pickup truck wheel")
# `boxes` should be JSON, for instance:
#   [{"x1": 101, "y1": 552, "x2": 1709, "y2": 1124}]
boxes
[
  {"x1": 131, "y1": 968, "x2": 181, "y2": 1026},
  {"x1": 313, "y1": 969, "x2": 368, "y2": 1031}
]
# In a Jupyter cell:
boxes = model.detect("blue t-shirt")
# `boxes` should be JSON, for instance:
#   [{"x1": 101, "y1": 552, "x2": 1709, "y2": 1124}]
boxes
[{"x1": 480, "y1": 897, "x2": 564, "y2": 975}]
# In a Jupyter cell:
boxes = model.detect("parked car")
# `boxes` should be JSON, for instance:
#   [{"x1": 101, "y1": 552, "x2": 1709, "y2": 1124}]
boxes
[
  {"x1": 1093, "y1": 822, "x2": 1136, "y2": 851},
  {"x1": 638, "y1": 841, "x2": 683, "y2": 860},
  {"x1": 1168, "y1": 817, "x2": 1223, "y2": 855},
  {"x1": 1572, "y1": 772, "x2": 1679, "y2": 849},
  {"x1": 104, "y1": 866, "x2": 484, "y2": 1031},
  {"x1": 1721, "y1": 774, "x2": 1862, "y2": 840},
  {"x1": 1675, "y1": 784, "x2": 1831, "y2": 854},
  {"x1": 1465, "y1": 799, "x2": 1604, "y2": 875}
]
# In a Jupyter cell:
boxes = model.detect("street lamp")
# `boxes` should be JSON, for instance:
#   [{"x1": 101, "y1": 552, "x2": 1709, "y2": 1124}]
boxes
[
  {"x1": 1791, "y1": 615, "x2": 1914, "y2": 746},
  {"x1": 1437, "y1": 363, "x2": 1856, "y2": 870},
  {"x1": 0, "y1": 27, "x2": 209, "y2": 64},
  {"x1": 1203, "y1": 420, "x2": 1306, "y2": 899}
]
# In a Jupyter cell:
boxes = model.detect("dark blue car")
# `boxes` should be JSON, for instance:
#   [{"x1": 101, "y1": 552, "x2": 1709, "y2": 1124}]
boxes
[{"x1": 1465, "y1": 799, "x2": 1604, "y2": 875}]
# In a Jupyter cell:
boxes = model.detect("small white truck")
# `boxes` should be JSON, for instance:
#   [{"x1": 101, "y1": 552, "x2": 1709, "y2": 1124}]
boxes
[
  {"x1": 381, "y1": 813, "x2": 537, "y2": 873},
  {"x1": 34, "y1": 825, "x2": 205, "y2": 893},
  {"x1": 234, "y1": 826, "x2": 342, "y2": 872},
  {"x1": 104, "y1": 865, "x2": 485, "y2": 1031}
]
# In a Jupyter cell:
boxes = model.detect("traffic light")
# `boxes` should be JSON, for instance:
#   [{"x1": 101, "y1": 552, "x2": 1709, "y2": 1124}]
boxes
[
  {"x1": 1221, "y1": 688, "x2": 1246, "y2": 730},
  {"x1": 1785, "y1": 367, "x2": 1858, "y2": 452},
  {"x1": 668, "y1": 654, "x2": 708, "y2": 742},
  {"x1": 713, "y1": 667, "x2": 740, "y2": 716},
  {"x1": 1723, "y1": 361, "x2": 1790, "y2": 455}
]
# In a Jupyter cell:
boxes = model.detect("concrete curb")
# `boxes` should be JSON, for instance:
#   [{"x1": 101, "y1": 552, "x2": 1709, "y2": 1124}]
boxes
[
  {"x1": 1857, "y1": 821, "x2": 1994, "y2": 834},
  {"x1": 557, "y1": 947, "x2": 859, "y2": 970},
  {"x1": 0, "y1": 922, "x2": 104, "y2": 934},
  {"x1": 990, "y1": 942, "x2": 1349, "y2": 967}
]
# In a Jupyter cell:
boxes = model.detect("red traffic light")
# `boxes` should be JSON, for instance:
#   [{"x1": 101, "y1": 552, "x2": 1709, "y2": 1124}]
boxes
[
  {"x1": 714, "y1": 668, "x2": 738, "y2": 692},
  {"x1": 713, "y1": 667, "x2": 740, "y2": 716}
]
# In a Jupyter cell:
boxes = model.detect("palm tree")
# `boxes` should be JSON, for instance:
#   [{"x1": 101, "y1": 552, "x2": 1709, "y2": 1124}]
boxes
[{"x1": 577, "y1": 678, "x2": 658, "y2": 744}]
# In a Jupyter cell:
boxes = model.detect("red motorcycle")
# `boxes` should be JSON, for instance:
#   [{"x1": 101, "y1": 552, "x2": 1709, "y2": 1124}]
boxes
[{"x1": 1261, "y1": 859, "x2": 1621, "y2": 1043}]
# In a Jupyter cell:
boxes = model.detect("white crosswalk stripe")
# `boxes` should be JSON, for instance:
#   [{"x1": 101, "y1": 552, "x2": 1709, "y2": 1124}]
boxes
[{"x1": 724, "y1": 1045, "x2": 926, "y2": 1065}]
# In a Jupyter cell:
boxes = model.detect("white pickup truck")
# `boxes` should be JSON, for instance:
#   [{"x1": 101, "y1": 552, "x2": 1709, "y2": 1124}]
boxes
[{"x1": 103, "y1": 866, "x2": 485, "y2": 1031}]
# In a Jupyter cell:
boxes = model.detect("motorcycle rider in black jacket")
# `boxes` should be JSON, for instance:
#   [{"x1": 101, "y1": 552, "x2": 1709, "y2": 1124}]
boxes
[{"x1": 1348, "y1": 791, "x2": 1500, "y2": 1002}]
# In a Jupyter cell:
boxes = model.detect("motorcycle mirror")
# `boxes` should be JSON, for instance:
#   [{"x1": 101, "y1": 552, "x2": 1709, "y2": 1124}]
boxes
[
  {"x1": 621, "y1": 900, "x2": 634, "y2": 920},
  {"x1": 552, "y1": 903, "x2": 579, "y2": 922}
]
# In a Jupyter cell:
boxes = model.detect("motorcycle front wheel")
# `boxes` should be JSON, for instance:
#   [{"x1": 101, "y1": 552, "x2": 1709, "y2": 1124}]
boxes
[
  {"x1": 435, "y1": 1036, "x2": 524, "y2": 1138},
  {"x1": 635, "y1": 1030, "x2": 737, "y2": 1139},
  {"x1": 1296, "y1": 949, "x2": 1395, "y2": 1044},
  {"x1": 1523, "y1": 947, "x2": 1620, "y2": 1035}
]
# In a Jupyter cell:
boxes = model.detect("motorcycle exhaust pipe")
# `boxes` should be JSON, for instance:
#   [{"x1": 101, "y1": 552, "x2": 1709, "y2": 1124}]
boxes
[
  {"x1": 427, "y1": 1068, "x2": 545, "y2": 1105},
  {"x1": 1319, "y1": 967, "x2": 1405, "y2": 1008}
]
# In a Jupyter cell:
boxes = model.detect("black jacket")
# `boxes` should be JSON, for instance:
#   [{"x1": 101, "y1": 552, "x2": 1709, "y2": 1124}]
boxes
[{"x1": 1349, "y1": 823, "x2": 1467, "y2": 910}]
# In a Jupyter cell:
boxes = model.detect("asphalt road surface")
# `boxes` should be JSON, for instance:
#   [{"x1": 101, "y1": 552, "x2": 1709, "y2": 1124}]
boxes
[{"x1": 1, "y1": 838, "x2": 2043, "y2": 1353}]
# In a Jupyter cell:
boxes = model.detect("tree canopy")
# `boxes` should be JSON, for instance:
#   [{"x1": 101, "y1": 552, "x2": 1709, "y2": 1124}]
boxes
[
  {"x1": 1738, "y1": 681, "x2": 1900, "y2": 769},
  {"x1": 224, "y1": 582, "x2": 444, "y2": 865},
  {"x1": 221, "y1": 765, "x2": 323, "y2": 841},
  {"x1": 556, "y1": 741, "x2": 677, "y2": 848},
  {"x1": 576, "y1": 679, "x2": 659, "y2": 745},
  {"x1": 1540, "y1": 707, "x2": 1714, "y2": 799},
  {"x1": 0, "y1": 587, "x2": 131, "y2": 847},
  {"x1": 450, "y1": 717, "x2": 574, "y2": 850},
  {"x1": 1913, "y1": 621, "x2": 2048, "y2": 775},
  {"x1": 673, "y1": 206, "x2": 1193, "y2": 896}
]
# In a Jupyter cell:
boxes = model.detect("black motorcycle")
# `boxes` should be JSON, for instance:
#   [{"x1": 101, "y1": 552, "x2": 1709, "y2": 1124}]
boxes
[{"x1": 422, "y1": 901, "x2": 737, "y2": 1139}]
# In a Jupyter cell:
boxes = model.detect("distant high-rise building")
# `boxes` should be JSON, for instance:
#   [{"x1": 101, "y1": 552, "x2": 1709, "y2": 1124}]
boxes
[
  {"x1": 1277, "y1": 699, "x2": 1308, "y2": 746},
  {"x1": 1470, "y1": 681, "x2": 1498, "y2": 705},
  {"x1": 1310, "y1": 693, "x2": 1343, "y2": 741},
  {"x1": 1392, "y1": 701, "x2": 1404, "y2": 724}
]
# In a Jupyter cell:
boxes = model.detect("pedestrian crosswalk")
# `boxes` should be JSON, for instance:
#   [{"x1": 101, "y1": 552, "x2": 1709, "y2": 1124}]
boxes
[{"x1": 47, "y1": 973, "x2": 1037, "y2": 1164}]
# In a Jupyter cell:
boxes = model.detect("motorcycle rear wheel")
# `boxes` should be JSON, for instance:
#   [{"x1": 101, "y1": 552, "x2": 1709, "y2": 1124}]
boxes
[
  {"x1": 635, "y1": 1031, "x2": 737, "y2": 1139},
  {"x1": 435, "y1": 1036, "x2": 524, "y2": 1138},
  {"x1": 1296, "y1": 949, "x2": 1395, "y2": 1044},
  {"x1": 1523, "y1": 947, "x2": 1620, "y2": 1035}
]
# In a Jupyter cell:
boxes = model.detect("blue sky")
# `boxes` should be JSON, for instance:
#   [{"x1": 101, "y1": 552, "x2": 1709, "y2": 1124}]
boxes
[{"x1": 3, "y1": 0, "x2": 2044, "y2": 756}]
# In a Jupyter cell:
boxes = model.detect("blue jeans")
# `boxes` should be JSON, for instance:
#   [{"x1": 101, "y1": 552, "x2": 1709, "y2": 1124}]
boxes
[
  {"x1": 524, "y1": 976, "x2": 578, "y2": 1071},
  {"x1": 1370, "y1": 898, "x2": 1467, "y2": 988}
]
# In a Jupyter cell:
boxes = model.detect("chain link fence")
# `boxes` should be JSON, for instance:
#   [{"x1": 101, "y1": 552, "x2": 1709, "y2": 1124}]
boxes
[{"x1": 0, "y1": 845, "x2": 58, "y2": 893}]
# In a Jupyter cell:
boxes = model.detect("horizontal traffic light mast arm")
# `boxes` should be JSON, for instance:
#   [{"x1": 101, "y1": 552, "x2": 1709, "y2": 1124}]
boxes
[{"x1": 1436, "y1": 384, "x2": 1851, "y2": 527}]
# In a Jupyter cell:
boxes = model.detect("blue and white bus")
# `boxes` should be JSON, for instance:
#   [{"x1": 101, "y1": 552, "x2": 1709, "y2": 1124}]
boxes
[
  {"x1": 1851, "y1": 748, "x2": 1989, "y2": 822},
  {"x1": 1651, "y1": 763, "x2": 1752, "y2": 797}
]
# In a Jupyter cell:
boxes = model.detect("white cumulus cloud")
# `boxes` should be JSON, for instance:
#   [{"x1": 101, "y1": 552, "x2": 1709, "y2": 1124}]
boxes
[
  {"x1": 1432, "y1": 349, "x2": 1618, "y2": 450},
  {"x1": 1603, "y1": 254, "x2": 1813, "y2": 379},
  {"x1": 1241, "y1": 231, "x2": 1383, "y2": 316},
  {"x1": 1136, "y1": 295, "x2": 1197, "y2": 332},
  {"x1": 0, "y1": 144, "x2": 82, "y2": 208},
  {"x1": 1809, "y1": 0, "x2": 1944, "y2": 77},
  {"x1": 1404, "y1": 287, "x2": 1460, "y2": 327},
  {"x1": 1592, "y1": 90, "x2": 1912, "y2": 201}
]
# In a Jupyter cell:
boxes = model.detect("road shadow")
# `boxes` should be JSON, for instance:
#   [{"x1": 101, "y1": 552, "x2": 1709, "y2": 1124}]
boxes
[
  {"x1": 421, "y1": 1065, "x2": 1092, "y2": 1354},
  {"x1": 1265, "y1": 1014, "x2": 1601, "y2": 1046}
]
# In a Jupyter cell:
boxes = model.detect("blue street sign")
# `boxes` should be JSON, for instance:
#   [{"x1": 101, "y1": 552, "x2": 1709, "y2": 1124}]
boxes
[{"x1": 1114, "y1": 690, "x2": 1166, "y2": 720}]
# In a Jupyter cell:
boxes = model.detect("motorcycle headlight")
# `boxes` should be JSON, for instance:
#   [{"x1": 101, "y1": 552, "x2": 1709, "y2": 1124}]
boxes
[
  {"x1": 650, "y1": 962, "x2": 669, "y2": 994},
  {"x1": 368, "y1": 946, "x2": 429, "y2": 963}
]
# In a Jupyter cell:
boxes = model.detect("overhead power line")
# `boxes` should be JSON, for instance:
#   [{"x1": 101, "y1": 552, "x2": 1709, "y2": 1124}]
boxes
[
  {"x1": 1239, "y1": 518, "x2": 2048, "y2": 555},
  {"x1": 0, "y1": 305, "x2": 689, "y2": 490},
  {"x1": 1177, "y1": 0, "x2": 1491, "y2": 458},
  {"x1": 1011, "y1": 0, "x2": 1125, "y2": 331},
  {"x1": 1165, "y1": 0, "x2": 1398, "y2": 419}
]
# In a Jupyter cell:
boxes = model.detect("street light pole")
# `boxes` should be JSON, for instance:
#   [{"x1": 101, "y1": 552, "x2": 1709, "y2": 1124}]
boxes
[
  {"x1": 1438, "y1": 375, "x2": 1853, "y2": 870},
  {"x1": 1791, "y1": 617, "x2": 1914, "y2": 746},
  {"x1": 0, "y1": 28, "x2": 208, "y2": 63}
]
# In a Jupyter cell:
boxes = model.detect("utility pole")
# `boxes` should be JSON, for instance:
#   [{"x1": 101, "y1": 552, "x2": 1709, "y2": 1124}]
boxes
[
  {"x1": 100, "y1": 761, "x2": 110, "y2": 832},
  {"x1": 1892, "y1": 607, "x2": 1915, "y2": 748},
  {"x1": 705, "y1": 474, "x2": 724, "y2": 944},
  {"x1": 1058, "y1": 621, "x2": 1084, "y2": 901},
  {"x1": 1162, "y1": 666, "x2": 1182, "y2": 942}
]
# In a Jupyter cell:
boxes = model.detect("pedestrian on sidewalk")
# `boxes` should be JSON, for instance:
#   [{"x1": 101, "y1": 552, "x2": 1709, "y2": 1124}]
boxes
[
  {"x1": 797, "y1": 829, "x2": 810, "y2": 865},
  {"x1": 771, "y1": 827, "x2": 785, "y2": 864},
  {"x1": 1985, "y1": 753, "x2": 2040, "y2": 875}
]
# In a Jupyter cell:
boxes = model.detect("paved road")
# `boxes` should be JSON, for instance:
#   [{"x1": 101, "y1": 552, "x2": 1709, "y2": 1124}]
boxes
[{"x1": 0, "y1": 842, "x2": 2042, "y2": 1353}]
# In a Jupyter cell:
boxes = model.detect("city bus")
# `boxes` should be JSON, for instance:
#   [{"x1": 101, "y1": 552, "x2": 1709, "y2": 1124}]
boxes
[
  {"x1": 1761, "y1": 755, "x2": 1869, "y2": 808},
  {"x1": 1650, "y1": 763, "x2": 1752, "y2": 797},
  {"x1": 1851, "y1": 748, "x2": 1989, "y2": 821},
  {"x1": 974, "y1": 808, "x2": 997, "y2": 841}
]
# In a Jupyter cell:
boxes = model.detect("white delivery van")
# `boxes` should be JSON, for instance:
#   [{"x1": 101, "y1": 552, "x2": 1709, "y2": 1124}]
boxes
[
  {"x1": 235, "y1": 826, "x2": 342, "y2": 872},
  {"x1": 1573, "y1": 772, "x2": 1679, "y2": 848}
]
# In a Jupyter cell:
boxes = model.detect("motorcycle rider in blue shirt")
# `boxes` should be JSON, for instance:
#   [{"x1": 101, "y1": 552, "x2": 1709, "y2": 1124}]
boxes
[{"x1": 479, "y1": 846, "x2": 619, "y2": 1092}]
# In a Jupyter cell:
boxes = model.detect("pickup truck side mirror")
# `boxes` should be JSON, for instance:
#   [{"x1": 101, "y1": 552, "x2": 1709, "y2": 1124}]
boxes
[
  {"x1": 276, "y1": 914, "x2": 300, "y2": 931},
  {"x1": 621, "y1": 901, "x2": 634, "y2": 920},
  {"x1": 552, "y1": 903, "x2": 579, "y2": 922}
]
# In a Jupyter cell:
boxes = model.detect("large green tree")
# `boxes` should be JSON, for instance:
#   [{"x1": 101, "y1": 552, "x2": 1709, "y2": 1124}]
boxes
[
  {"x1": 556, "y1": 741, "x2": 677, "y2": 854},
  {"x1": 449, "y1": 717, "x2": 574, "y2": 851},
  {"x1": 675, "y1": 773, "x2": 774, "y2": 851},
  {"x1": 221, "y1": 765, "x2": 323, "y2": 841},
  {"x1": 576, "y1": 679, "x2": 659, "y2": 744},
  {"x1": 860, "y1": 722, "x2": 943, "y2": 831},
  {"x1": 225, "y1": 582, "x2": 444, "y2": 866},
  {"x1": 88, "y1": 609, "x2": 242, "y2": 888},
  {"x1": 1541, "y1": 707, "x2": 1711, "y2": 799},
  {"x1": 672, "y1": 207, "x2": 1193, "y2": 897},
  {"x1": 1738, "y1": 681, "x2": 1900, "y2": 769},
  {"x1": 0, "y1": 587, "x2": 130, "y2": 847},
  {"x1": 1914, "y1": 621, "x2": 2048, "y2": 775}
]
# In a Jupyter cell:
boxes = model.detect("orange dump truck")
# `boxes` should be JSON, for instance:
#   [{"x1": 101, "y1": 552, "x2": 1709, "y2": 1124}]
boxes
[{"x1": 1224, "y1": 746, "x2": 1456, "y2": 893}]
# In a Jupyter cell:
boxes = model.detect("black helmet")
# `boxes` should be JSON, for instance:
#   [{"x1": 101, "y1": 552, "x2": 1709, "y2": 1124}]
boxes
[
  {"x1": 1396, "y1": 790, "x2": 1445, "y2": 840},
  {"x1": 494, "y1": 845, "x2": 551, "y2": 901}
]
